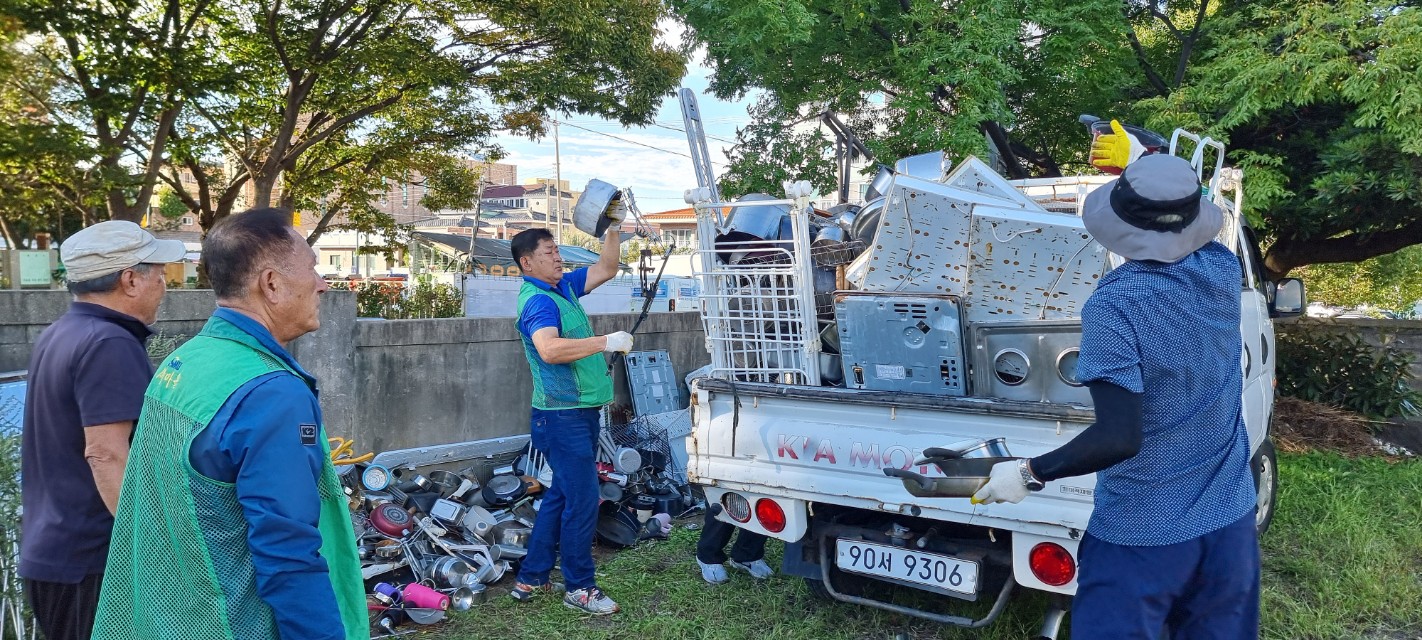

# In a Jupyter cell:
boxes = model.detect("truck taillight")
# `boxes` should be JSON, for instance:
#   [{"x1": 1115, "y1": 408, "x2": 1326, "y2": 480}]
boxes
[
  {"x1": 722, "y1": 493, "x2": 751, "y2": 523},
  {"x1": 754, "y1": 498, "x2": 786, "y2": 533},
  {"x1": 1028, "y1": 542, "x2": 1076, "y2": 587}
]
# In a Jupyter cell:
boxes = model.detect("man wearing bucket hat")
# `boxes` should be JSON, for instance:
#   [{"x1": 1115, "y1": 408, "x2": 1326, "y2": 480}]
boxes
[
  {"x1": 20, "y1": 220, "x2": 184, "y2": 640},
  {"x1": 507, "y1": 200, "x2": 632, "y2": 615},
  {"x1": 93, "y1": 209, "x2": 366, "y2": 640},
  {"x1": 973, "y1": 154, "x2": 1259, "y2": 639}
]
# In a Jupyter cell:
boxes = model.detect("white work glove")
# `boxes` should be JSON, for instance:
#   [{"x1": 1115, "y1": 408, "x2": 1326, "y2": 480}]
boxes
[
  {"x1": 971, "y1": 460, "x2": 1031, "y2": 505},
  {"x1": 604, "y1": 331, "x2": 634, "y2": 353},
  {"x1": 606, "y1": 199, "x2": 629, "y2": 223},
  {"x1": 1090, "y1": 119, "x2": 1148, "y2": 173}
]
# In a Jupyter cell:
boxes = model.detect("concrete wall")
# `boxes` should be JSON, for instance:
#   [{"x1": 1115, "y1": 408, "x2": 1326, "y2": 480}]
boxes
[
  {"x1": 349, "y1": 310, "x2": 708, "y2": 453},
  {"x1": 1276, "y1": 317, "x2": 1422, "y2": 390},
  {"x1": 0, "y1": 290, "x2": 217, "y2": 372},
  {"x1": 0, "y1": 290, "x2": 711, "y2": 452}
]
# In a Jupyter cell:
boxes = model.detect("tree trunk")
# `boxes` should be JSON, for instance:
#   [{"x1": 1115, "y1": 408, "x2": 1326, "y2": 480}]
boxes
[{"x1": 0, "y1": 216, "x2": 20, "y2": 250}]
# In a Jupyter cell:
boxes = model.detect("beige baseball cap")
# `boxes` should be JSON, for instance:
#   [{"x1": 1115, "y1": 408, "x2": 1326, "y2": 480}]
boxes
[{"x1": 60, "y1": 221, "x2": 187, "y2": 282}]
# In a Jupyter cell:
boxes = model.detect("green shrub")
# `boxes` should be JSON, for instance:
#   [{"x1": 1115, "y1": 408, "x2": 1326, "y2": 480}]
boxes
[
  {"x1": 352, "y1": 275, "x2": 462, "y2": 319},
  {"x1": 1276, "y1": 324, "x2": 1421, "y2": 418}
]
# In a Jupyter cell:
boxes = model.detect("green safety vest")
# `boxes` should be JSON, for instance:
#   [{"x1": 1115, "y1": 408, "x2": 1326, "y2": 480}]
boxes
[
  {"x1": 92, "y1": 315, "x2": 368, "y2": 640},
  {"x1": 517, "y1": 281, "x2": 614, "y2": 410}
]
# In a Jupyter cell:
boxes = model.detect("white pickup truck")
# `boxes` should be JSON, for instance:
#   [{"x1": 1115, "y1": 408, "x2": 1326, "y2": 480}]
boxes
[{"x1": 684, "y1": 137, "x2": 1305, "y2": 638}]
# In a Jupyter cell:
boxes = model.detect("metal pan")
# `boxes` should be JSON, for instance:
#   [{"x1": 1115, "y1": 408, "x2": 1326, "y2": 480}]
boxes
[{"x1": 882, "y1": 456, "x2": 1018, "y2": 498}]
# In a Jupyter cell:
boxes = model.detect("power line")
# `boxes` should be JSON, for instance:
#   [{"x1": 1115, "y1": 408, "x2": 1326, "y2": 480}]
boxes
[
  {"x1": 650, "y1": 121, "x2": 738, "y2": 145},
  {"x1": 556, "y1": 120, "x2": 727, "y2": 166}
]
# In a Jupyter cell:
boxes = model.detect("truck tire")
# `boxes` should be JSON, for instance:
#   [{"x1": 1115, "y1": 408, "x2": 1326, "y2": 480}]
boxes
[
  {"x1": 804, "y1": 577, "x2": 833, "y2": 601},
  {"x1": 1251, "y1": 438, "x2": 1278, "y2": 536}
]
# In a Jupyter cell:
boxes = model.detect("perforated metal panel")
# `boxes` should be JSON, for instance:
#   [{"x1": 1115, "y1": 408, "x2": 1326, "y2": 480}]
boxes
[
  {"x1": 943, "y1": 156, "x2": 1045, "y2": 211},
  {"x1": 964, "y1": 206, "x2": 1109, "y2": 322},
  {"x1": 834, "y1": 293, "x2": 967, "y2": 395},
  {"x1": 859, "y1": 176, "x2": 981, "y2": 294}
]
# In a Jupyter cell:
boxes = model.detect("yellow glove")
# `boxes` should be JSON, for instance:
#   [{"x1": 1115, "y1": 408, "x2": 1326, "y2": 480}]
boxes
[{"x1": 1090, "y1": 119, "x2": 1148, "y2": 172}]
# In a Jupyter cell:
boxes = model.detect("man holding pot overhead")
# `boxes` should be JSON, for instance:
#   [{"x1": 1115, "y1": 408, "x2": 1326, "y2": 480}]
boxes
[{"x1": 507, "y1": 198, "x2": 632, "y2": 616}]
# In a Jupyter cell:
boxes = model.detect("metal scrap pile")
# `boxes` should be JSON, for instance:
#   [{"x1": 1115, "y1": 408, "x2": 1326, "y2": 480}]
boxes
[{"x1": 334, "y1": 413, "x2": 694, "y2": 636}]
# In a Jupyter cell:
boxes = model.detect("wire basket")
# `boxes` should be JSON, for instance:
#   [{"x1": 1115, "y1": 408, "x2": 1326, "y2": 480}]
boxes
[{"x1": 604, "y1": 415, "x2": 683, "y2": 479}]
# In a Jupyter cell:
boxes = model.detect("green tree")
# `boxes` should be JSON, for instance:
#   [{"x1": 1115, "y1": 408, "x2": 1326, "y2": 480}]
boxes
[
  {"x1": 5, "y1": 0, "x2": 218, "y2": 223},
  {"x1": 1141, "y1": 1, "x2": 1422, "y2": 277},
  {"x1": 155, "y1": 0, "x2": 685, "y2": 243},
  {"x1": 672, "y1": 0, "x2": 1422, "y2": 277},
  {"x1": 1293, "y1": 245, "x2": 1422, "y2": 315},
  {"x1": 0, "y1": 28, "x2": 102, "y2": 247},
  {"x1": 716, "y1": 96, "x2": 839, "y2": 199}
]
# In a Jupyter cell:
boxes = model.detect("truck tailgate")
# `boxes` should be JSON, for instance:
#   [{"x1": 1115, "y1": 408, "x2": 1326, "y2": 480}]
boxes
[{"x1": 691, "y1": 379, "x2": 1101, "y2": 537}]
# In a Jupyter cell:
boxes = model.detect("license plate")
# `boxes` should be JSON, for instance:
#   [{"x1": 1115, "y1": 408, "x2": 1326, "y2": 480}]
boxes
[{"x1": 834, "y1": 538, "x2": 979, "y2": 595}]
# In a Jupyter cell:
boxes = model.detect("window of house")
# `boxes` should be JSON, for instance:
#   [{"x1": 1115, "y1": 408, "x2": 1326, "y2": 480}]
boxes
[
  {"x1": 665, "y1": 228, "x2": 695, "y2": 247},
  {"x1": 180, "y1": 216, "x2": 193, "y2": 226},
  {"x1": 380, "y1": 179, "x2": 388, "y2": 204},
  {"x1": 329, "y1": 254, "x2": 343, "y2": 270},
  {"x1": 402, "y1": 181, "x2": 409, "y2": 206}
]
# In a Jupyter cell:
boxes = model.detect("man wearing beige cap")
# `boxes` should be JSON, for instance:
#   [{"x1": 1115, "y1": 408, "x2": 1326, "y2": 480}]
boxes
[{"x1": 20, "y1": 220, "x2": 184, "y2": 640}]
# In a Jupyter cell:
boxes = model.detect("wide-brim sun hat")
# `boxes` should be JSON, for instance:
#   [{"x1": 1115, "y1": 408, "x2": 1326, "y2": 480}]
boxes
[{"x1": 1082, "y1": 153, "x2": 1223, "y2": 264}]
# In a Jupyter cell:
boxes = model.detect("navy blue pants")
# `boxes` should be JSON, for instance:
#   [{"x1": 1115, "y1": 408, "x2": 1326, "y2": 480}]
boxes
[
  {"x1": 1071, "y1": 512, "x2": 1260, "y2": 640},
  {"x1": 696, "y1": 510, "x2": 767, "y2": 564},
  {"x1": 517, "y1": 407, "x2": 601, "y2": 591}
]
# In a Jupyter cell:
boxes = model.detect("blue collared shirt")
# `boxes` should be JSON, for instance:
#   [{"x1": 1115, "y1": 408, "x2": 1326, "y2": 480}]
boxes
[
  {"x1": 1075, "y1": 242, "x2": 1256, "y2": 546},
  {"x1": 189, "y1": 308, "x2": 345, "y2": 640},
  {"x1": 516, "y1": 267, "x2": 591, "y2": 340}
]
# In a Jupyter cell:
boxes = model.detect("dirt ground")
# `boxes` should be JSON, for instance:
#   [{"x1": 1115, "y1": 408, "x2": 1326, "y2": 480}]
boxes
[{"x1": 1273, "y1": 396, "x2": 1419, "y2": 458}]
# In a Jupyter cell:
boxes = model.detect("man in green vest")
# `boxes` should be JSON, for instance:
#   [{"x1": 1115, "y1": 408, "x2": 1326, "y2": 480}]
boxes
[
  {"x1": 93, "y1": 208, "x2": 368, "y2": 640},
  {"x1": 508, "y1": 217, "x2": 631, "y2": 615}
]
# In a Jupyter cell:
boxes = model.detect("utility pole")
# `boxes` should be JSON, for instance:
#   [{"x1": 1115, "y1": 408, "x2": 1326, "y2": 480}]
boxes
[{"x1": 552, "y1": 117, "x2": 563, "y2": 244}]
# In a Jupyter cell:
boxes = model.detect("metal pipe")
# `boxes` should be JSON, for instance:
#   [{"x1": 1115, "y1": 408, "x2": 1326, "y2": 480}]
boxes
[{"x1": 1034, "y1": 601, "x2": 1069, "y2": 640}]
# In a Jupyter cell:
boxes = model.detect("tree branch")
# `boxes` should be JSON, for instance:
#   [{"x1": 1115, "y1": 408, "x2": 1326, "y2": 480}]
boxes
[
  {"x1": 1125, "y1": 21, "x2": 1170, "y2": 95},
  {"x1": 1266, "y1": 220, "x2": 1422, "y2": 279},
  {"x1": 1174, "y1": 0, "x2": 1211, "y2": 87}
]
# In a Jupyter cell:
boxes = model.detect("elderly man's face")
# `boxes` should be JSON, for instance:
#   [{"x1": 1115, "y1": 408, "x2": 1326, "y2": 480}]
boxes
[
  {"x1": 269, "y1": 230, "x2": 328, "y2": 341},
  {"x1": 128, "y1": 263, "x2": 169, "y2": 325}
]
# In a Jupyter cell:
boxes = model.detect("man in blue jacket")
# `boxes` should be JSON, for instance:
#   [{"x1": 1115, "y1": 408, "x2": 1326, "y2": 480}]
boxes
[{"x1": 94, "y1": 208, "x2": 367, "y2": 640}]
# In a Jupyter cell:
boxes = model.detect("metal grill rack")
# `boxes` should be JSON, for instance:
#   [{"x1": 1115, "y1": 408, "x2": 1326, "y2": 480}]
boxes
[{"x1": 692, "y1": 198, "x2": 822, "y2": 386}]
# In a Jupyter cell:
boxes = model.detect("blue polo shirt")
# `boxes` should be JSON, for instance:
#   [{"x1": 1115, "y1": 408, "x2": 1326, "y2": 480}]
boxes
[
  {"x1": 187, "y1": 308, "x2": 345, "y2": 640},
  {"x1": 21, "y1": 302, "x2": 154, "y2": 583},
  {"x1": 516, "y1": 268, "x2": 591, "y2": 340},
  {"x1": 1076, "y1": 242, "x2": 1256, "y2": 546}
]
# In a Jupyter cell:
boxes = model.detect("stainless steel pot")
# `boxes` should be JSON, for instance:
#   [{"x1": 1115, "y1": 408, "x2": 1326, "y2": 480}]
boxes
[
  {"x1": 572, "y1": 178, "x2": 620, "y2": 238},
  {"x1": 865, "y1": 165, "x2": 895, "y2": 201},
  {"x1": 851, "y1": 197, "x2": 886, "y2": 245}
]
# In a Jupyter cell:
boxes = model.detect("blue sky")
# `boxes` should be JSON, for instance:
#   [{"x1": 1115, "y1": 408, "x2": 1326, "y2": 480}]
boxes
[{"x1": 490, "y1": 22, "x2": 756, "y2": 214}]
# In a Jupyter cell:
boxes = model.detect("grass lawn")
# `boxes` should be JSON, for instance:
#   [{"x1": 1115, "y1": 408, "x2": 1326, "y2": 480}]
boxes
[{"x1": 426, "y1": 452, "x2": 1421, "y2": 640}]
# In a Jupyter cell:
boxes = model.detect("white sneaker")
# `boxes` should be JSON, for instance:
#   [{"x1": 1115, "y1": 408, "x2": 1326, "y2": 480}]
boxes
[
  {"x1": 728, "y1": 559, "x2": 774, "y2": 580},
  {"x1": 563, "y1": 586, "x2": 619, "y2": 615},
  {"x1": 697, "y1": 560, "x2": 729, "y2": 584}
]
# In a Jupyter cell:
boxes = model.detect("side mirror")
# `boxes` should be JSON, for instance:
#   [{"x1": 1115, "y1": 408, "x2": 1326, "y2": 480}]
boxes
[{"x1": 1270, "y1": 278, "x2": 1306, "y2": 318}]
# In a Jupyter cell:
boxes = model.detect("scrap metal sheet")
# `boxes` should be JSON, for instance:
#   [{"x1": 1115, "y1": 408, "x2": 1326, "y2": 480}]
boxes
[{"x1": 964, "y1": 206, "x2": 1109, "y2": 322}]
